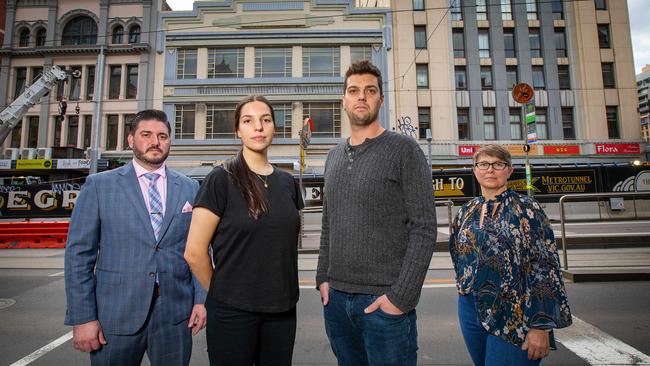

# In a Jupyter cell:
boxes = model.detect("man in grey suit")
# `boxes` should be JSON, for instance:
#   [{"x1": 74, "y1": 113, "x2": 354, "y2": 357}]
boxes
[{"x1": 64, "y1": 109, "x2": 206, "y2": 366}]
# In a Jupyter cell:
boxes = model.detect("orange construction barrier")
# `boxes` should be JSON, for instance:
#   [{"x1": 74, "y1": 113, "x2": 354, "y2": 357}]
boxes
[{"x1": 0, "y1": 221, "x2": 69, "y2": 248}]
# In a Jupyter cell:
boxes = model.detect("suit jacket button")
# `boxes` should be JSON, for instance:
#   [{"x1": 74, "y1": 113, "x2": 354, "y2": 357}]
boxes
[{"x1": 149, "y1": 272, "x2": 155, "y2": 277}]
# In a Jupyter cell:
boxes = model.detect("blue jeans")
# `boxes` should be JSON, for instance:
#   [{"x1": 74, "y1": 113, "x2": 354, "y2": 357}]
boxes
[
  {"x1": 458, "y1": 294, "x2": 542, "y2": 366},
  {"x1": 323, "y1": 288, "x2": 418, "y2": 366}
]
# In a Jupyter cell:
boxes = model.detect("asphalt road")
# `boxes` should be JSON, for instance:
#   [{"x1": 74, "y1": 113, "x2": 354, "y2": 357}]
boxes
[{"x1": 1, "y1": 267, "x2": 649, "y2": 366}]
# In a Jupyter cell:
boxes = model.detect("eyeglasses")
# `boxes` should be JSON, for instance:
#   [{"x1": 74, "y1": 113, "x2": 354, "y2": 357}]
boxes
[{"x1": 474, "y1": 161, "x2": 510, "y2": 170}]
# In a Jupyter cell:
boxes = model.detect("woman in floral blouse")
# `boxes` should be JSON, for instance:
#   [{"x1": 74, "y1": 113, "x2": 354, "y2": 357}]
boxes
[{"x1": 450, "y1": 144, "x2": 572, "y2": 366}]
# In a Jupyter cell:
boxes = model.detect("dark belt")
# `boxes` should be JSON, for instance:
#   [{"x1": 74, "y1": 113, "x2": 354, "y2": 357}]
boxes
[{"x1": 153, "y1": 283, "x2": 160, "y2": 298}]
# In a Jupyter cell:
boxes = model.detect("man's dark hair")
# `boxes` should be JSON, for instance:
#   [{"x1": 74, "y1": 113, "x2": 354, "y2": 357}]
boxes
[
  {"x1": 129, "y1": 109, "x2": 171, "y2": 135},
  {"x1": 344, "y1": 60, "x2": 383, "y2": 96}
]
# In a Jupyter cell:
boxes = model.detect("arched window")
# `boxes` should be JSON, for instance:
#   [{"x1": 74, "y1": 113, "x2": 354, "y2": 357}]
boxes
[
  {"x1": 35, "y1": 28, "x2": 47, "y2": 47},
  {"x1": 19, "y1": 29, "x2": 30, "y2": 47},
  {"x1": 128, "y1": 25, "x2": 140, "y2": 43},
  {"x1": 112, "y1": 25, "x2": 124, "y2": 44},
  {"x1": 62, "y1": 16, "x2": 97, "y2": 45}
]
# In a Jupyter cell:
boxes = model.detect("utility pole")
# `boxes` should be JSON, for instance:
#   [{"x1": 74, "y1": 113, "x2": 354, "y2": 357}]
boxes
[{"x1": 90, "y1": 45, "x2": 106, "y2": 175}]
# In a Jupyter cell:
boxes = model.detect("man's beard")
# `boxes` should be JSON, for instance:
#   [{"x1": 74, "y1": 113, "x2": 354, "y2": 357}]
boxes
[
  {"x1": 134, "y1": 147, "x2": 169, "y2": 166},
  {"x1": 348, "y1": 106, "x2": 379, "y2": 126}
]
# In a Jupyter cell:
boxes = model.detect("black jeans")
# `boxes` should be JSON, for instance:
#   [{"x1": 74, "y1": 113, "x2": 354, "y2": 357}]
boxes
[{"x1": 205, "y1": 297, "x2": 296, "y2": 366}]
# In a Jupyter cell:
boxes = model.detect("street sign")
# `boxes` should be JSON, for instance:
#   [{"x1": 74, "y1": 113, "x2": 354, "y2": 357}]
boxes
[
  {"x1": 525, "y1": 102, "x2": 536, "y2": 144},
  {"x1": 512, "y1": 83, "x2": 534, "y2": 104}
]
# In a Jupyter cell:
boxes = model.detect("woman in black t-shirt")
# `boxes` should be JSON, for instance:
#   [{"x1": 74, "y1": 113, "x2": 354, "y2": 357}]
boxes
[{"x1": 184, "y1": 95, "x2": 303, "y2": 366}]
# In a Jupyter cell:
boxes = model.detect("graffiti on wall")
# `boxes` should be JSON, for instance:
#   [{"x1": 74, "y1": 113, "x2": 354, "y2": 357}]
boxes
[{"x1": 397, "y1": 116, "x2": 417, "y2": 138}]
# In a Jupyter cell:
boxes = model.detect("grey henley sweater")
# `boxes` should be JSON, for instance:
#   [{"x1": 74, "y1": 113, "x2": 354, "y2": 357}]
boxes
[{"x1": 316, "y1": 130, "x2": 437, "y2": 312}]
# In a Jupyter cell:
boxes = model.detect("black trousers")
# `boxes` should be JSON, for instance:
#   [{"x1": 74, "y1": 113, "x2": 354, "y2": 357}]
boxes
[{"x1": 205, "y1": 297, "x2": 296, "y2": 366}]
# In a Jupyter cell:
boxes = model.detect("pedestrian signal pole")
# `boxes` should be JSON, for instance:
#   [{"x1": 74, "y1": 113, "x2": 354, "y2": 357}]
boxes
[{"x1": 512, "y1": 83, "x2": 535, "y2": 197}]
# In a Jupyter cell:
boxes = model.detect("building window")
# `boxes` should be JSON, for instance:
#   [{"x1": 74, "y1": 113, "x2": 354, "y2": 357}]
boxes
[
  {"x1": 67, "y1": 116, "x2": 79, "y2": 147},
  {"x1": 558, "y1": 65, "x2": 571, "y2": 89},
  {"x1": 303, "y1": 102, "x2": 341, "y2": 137},
  {"x1": 11, "y1": 121, "x2": 22, "y2": 148},
  {"x1": 112, "y1": 25, "x2": 124, "y2": 44},
  {"x1": 31, "y1": 67, "x2": 43, "y2": 83},
  {"x1": 453, "y1": 29, "x2": 465, "y2": 58},
  {"x1": 62, "y1": 16, "x2": 97, "y2": 45},
  {"x1": 129, "y1": 25, "x2": 140, "y2": 43},
  {"x1": 526, "y1": 0, "x2": 538, "y2": 20},
  {"x1": 501, "y1": 0, "x2": 513, "y2": 21},
  {"x1": 351, "y1": 46, "x2": 372, "y2": 63},
  {"x1": 85, "y1": 66, "x2": 95, "y2": 100},
  {"x1": 273, "y1": 103, "x2": 292, "y2": 139},
  {"x1": 506, "y1": 66, "x2": 518, "y2": 89},
  {"x1": 536, "y1": 109, "x2": 548, "y2": 139},
  {"x1": 208, "y1": 48, "x2": 245, "y2": 78},
  {"x1": 105, "y1": 115, "x2": 118, "y2": 150},
  {"x1": 595, "y1": 0, "x2": 606, "y2": 10},
  {"x1": 529, "y1": 28, "x2": 542, "y2": 57},
  {"x1": 532, "y1": 66, "x2": 545, "y2": 89},
  {"x1": 606, "y1": 106, "x2": 619, "y2": 138},
  {"x1": 14, "y1": 67, "x2": 27, "y2": 99},
  {"x1": 483, "y1": 109, "x2": 496, "y2": 140},
  {"x1": 418, "y1": 107, "x2": 431, "y2": 139},
  {"x1": 19, "y1": 29, "x2": 30, "y2": 47},
  {"x1": 451, "y1": 0, "x2": 462, "y2": 21},
  {"x1": 504, "y1": 29, "x2": 516, "y2": 58},
  {"x1": 552, "y1": 0, "x2": 564, "y2": 20},
  {"x1": 302, "y1": 47, "x2": 340, "y2": 77},
  {"x1": 510, "y1": 109, "x2": 522, "y2": 140},
  {"x1": 177, "y1": 49, "x2": 197, "y2": 79},
  {"x1": 126, "y1": 65, "x2": 138, "y2": 99},
  {"x1": 27, "y1": 117, "x2": 39, "y2": 148},
  {"x1": 256, "y1": 47, "x2": 292, "y2": 78},
  {"x1": 476, "y1": 0, "x2": 488, "y2": 21},
  {"x1": 108, "y1": 65, "x2": 121, "y2": 99},
  {"x1": 416, "y1": 64, "x2": 429, "y2": 89},
  {"x1": 35, "y1": 28, "x2": 47, "y2": 47},
  {"x1": 562, "y1": 108, "x2": 575, "y2": 139},
  {"x1": 455, "y1": 66, "x2": 467, "y2": 90},
  {"x1": 53, "y1": 116, "x2": 63, "y2": 146},
  {"x1": 480, "y1": 66, "x2": 493, "y2": 90},
  {"x1": 602, "y1": 63, "x2": 615, "y2": 88},
  {"x1": 83, "y1": 115, "x2": 92, "y2": 148},
  {"x1": 555, "y1": 28, "x2": 567, "y2": 57},
  {"x1": 176, "y1": 104, "x2": 197, "y2": 140},
  {"x1": 69, "y1": 66, "x2": 82, "y2": 101},
  {"x1": 415, "y1": 26, "x2": 427, "y2": 49},
  {"x1": 458, "y1": 108, "x2": 469, "y2": 140},
  {"x1": 56, "y1": 65, "x2": 67, "y2": 100},
  {"x1": 413, "y1": 0, "x2": 425, "y2": 11},
  {"x1": 598, "y1": 24, "x2": 611, "y2": 48},
  {"x1": 205, "y1": 104, "x2": 234, "y2": 139},
  {"x1": 123, "y1": 114, "x2": 135, "y2": 149},
  {"x1": 478, "y1": 29, "x2": 490, "y2": 58}
]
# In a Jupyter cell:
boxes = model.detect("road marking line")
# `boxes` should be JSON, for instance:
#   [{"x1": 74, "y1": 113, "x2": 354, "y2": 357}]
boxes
[
  {"x1": 555, "y1": 315, "x2": 650, "y2": 365},
  {"x1": 9, "y1": 331, "x2": 72, "y2": 366},
  {"x1": 48, "y1": 271, "x2": 64, "y2": 277},
  {"x1": 299, "y1": 283, "x2": 457, "y2": 289}
]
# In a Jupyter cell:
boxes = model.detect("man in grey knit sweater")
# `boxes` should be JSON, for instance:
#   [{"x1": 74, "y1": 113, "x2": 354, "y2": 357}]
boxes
[{"x1": 316, "y1": 61, "x2": 437, "y2": 365}]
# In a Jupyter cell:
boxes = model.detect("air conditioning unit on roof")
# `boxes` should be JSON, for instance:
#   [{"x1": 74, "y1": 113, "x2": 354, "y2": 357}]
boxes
[
  {"x1": 20, "y1": 148, "x2": 37, "y2": 160},
  {"x1": 37, "y1": 147, "x2": 52, "y2": 159}
]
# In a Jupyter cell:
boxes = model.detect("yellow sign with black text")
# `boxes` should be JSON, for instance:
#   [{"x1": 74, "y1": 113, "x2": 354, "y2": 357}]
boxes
[{"x1": 15, "y1": 160, "x2": 53, "y2": 170}]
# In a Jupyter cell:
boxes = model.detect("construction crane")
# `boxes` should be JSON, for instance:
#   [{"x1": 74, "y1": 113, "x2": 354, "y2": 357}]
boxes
[{"x1": 0, "y1": 65, "x2": 78, "y2": 145}]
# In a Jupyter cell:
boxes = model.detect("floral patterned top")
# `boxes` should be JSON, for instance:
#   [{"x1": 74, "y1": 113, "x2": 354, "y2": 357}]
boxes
[{"x1": 449, "y1": 189, "x2": 572, "y2": 346}]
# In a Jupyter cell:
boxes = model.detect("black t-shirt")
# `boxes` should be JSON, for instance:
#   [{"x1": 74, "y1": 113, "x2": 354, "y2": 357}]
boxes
[{"x1": 194, "y1": 166, "x2": 303, "y2": 313}]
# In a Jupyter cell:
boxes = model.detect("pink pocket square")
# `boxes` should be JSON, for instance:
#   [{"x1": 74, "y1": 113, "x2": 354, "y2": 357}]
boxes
[{"x1": 181, "y1": 201, "x2": 193, "y2": 213}]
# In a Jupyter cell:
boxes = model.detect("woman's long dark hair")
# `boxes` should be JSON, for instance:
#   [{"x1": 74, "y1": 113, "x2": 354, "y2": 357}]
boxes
[{"x1": 224, "y1": 95, "x2": 276, "y2": 219}]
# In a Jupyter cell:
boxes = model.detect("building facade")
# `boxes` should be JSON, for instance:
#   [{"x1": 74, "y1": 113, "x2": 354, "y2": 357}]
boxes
[
  {"x1": 0, "y1": 0, "x2": 168, "y2": 160},
  {"x1": 393, "y1": 0, "x2": 642, "y2": 164},
  {"x1": 157, "y1": 0, "x2": 391, "y2": 175},
  {"x1": 637, "y1": 64, "x2": 649, "y2": 143}
]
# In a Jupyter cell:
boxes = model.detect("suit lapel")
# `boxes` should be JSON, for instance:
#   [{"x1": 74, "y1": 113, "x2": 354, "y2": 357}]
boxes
[
  {"x1": 118, "y1": 162, "x2": 157, "y2": 241},
  {"x1": 156, "y1": 167, "x2": 182, "y2": 243}
]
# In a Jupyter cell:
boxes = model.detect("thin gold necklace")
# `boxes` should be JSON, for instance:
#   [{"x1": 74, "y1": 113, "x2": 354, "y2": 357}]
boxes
[{"x1": 256, "y1": 174, "x2": 268, "y2": 188}]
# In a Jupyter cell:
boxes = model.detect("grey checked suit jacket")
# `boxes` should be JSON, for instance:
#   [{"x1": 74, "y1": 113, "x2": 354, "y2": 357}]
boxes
[{"x1": 64, "y1": 162, "x2": 206, "y2": 335}]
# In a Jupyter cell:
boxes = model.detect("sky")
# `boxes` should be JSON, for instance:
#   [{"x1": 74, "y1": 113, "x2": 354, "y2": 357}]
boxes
[{"x1": 166, "y1": 0, "x2": 650, "y2": 75}]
